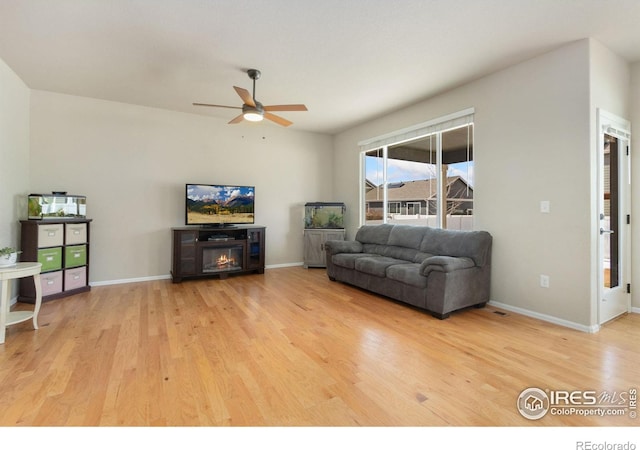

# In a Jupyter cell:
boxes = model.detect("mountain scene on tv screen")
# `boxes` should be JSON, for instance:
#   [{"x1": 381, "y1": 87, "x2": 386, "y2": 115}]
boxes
[{"x1": 187, "y1": 185, "x2": 254, "y2": 224}]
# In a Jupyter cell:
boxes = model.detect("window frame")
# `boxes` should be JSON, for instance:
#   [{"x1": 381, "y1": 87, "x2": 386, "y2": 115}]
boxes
[{"x1": 359, "y1": 108, "x2": 474, "y2": 229}]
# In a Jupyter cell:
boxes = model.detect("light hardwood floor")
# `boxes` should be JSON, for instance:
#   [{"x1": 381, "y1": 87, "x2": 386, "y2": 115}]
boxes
[{"x1": 0, "y1": 266, "x2": 638, "y2": 426}]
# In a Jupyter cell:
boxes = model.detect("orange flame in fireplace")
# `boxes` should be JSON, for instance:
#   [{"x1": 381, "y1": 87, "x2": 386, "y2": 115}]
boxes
[{"x1": 216, "y1": 254, "x2": 236, "y2": 267}]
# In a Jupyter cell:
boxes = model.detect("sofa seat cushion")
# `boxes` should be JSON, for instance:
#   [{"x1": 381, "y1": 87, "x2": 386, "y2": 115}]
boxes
[
  {"x1": 386, "y1": 263, "x2": 427, "y2": 288},
  {"x1": 331, "y1": 253, "x2": 378, "y2": 270},
  {"x1": 354, "y1": 256, "x2": 410, "y2": 277}
]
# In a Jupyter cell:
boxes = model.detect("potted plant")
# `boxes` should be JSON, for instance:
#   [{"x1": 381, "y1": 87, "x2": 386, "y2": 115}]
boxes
[{"x1": 0, "y1": 247, "x2": 21, "y2": 267}]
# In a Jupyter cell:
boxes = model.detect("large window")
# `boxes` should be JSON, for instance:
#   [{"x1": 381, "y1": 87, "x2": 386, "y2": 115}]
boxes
[{"x1": 360, "y1": 109, "x2": 474, "y2": 230}]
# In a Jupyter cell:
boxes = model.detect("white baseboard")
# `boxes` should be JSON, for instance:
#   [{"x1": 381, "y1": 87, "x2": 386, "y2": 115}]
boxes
[
  {"x1": 90, "y1": 274, "x2": 171, "y2": 287},
  {"x1": 488, "y1": 300, "x2": 600, "y2": 333},
  {"x1": 265, "y1": 262, "x2": 304, "y2": 269}
]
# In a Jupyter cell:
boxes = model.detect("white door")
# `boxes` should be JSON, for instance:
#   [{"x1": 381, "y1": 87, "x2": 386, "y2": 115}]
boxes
[{"x1": 597, "y1": 109, "x2": 631, "y2": 324}]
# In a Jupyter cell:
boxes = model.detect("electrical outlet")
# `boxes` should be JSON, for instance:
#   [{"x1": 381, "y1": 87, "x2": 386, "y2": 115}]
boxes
[{"x1": 540, "y1": 274, "x2": 550, "y2": 288}]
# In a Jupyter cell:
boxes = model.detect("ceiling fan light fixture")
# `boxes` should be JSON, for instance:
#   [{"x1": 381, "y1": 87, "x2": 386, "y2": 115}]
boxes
[
  {"x1": 242, "y1": 103, "x2": 264, "y2": 122},
  {"x1": 243, "y1": 111, "x2": 264, "y2": 122}
]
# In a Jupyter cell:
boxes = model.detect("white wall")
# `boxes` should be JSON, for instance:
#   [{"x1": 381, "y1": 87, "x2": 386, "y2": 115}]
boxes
[
  {"x1": 29, "y1": 91, "x2": 333, "y2": 283},
  {"x1": 0, "y1": 57, "x2": 30, "y2": 302},
  {"x1": 334, "y1": 40, "x2": 600, "y2": 328},
  {"x1": 588, "y1": 40, "x2": 632, "y2": 321},
  {"x1": 0, "y1": 57, "x2": 30, "y2": 254},
  {"x1": 631, "y1": 61, "x2": 640, "y2": 311}
]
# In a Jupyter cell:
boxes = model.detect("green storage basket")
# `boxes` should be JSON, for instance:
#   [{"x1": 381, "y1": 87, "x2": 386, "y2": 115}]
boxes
[
  {"x1": 65, "y1": 245, "x2": 87, "y2": 268},
  {"x1": 37, "y1": 247, "x2": 63, "y2": 272}
]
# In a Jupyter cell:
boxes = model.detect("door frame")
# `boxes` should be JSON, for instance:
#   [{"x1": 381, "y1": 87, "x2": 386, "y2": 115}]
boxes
[{"x1": 596, "y1": 108, "x2": 632, "y2": 325}]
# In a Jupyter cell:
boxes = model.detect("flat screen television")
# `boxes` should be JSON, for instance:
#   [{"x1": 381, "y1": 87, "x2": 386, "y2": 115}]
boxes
[{"x1": 186, "y1": 184, "x2": 255, "y2": 226}]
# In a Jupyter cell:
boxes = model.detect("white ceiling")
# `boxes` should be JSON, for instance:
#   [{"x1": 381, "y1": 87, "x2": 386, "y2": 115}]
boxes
[{"x1": 1, "y1": 0, "x2": 640, "y2": 135}]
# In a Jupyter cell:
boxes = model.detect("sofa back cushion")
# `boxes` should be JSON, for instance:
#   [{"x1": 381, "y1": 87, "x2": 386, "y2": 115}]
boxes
[
  {"x1": 355, "y1": 224, "x2": 394, "y2": 245},
  {"x1": 379, "y1": 245, "x2": 419, "y2": 262},
  {"x1": 420, "y1": 227, "x2": 492, "y2": 267},
  {"x1": 387, "y1": 225, "x2": 428, "y2": 249},
  {"x1": 413, "y1": 251, "x2": 434, "y2": 263},
  {"x1": 362, "y1": 243, "x2": 387, "y2": 254}
]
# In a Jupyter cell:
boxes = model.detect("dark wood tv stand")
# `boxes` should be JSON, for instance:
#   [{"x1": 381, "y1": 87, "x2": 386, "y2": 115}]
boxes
[{"x1": 171, "y1": 226, "x2": 265, "y2": 283}]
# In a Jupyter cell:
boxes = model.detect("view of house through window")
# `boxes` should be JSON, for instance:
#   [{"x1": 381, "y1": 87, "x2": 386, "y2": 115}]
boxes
[{"x1": 362, "y1": 120, "x2": 473, "y2": 230}]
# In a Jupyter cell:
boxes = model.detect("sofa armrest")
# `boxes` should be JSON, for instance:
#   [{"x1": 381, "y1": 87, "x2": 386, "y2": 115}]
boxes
[
  {"x1": 324, "y1": 240, "x2": 363, "y2": 255},
  {"x1": 420, "y1": 255, "x2": 475, "y2": 276}
]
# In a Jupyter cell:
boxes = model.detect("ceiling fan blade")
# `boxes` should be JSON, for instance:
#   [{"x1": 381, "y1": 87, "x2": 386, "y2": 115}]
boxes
[
  {"x1": 192, "y1": 102, "x2": 242, "y2": 110},
  {"x1": 264, "y1": 104, "x2": 308, "y2": 112},
  {"x1": 228, "y1": 114, "x2": 245, "y2": 124},
  {"x1": 233, "y1": 86, "x2": 255, "y2": 107},
  {"x1": 264, "y1": 112, "x2": 293, "y2": 127}
]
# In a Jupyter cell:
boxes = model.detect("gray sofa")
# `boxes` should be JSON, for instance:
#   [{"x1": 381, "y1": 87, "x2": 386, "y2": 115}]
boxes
[{"x1": 324, "y1": 224, "x2": 492, "y2": 319}]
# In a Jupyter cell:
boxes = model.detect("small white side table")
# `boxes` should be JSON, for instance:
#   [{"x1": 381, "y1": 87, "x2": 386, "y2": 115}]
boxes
[{"x1": 0, "y1": 262, "x2": 42, "y2": 345}]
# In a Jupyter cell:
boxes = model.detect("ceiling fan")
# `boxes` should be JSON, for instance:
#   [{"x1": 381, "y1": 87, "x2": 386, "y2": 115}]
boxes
[{"x1": 193, "y1": 69, "x2": 307, "y2": 127}]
